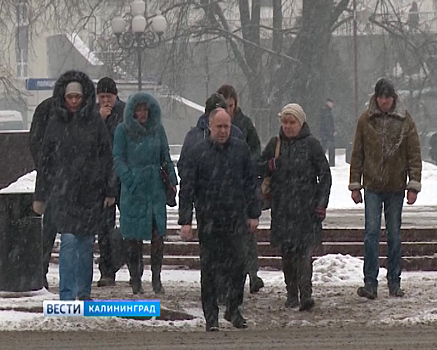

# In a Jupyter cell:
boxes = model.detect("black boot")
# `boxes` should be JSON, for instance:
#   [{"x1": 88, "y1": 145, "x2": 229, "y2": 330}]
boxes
[
  {"x1": 357, "y1": 283, "x2": 378, "y2": 299},
  {"x1": 126, "y1": 240, "x2": 144, "y2": 295},
  {"x1": 285, "y1": 292, "x2": 299, "y2": 308},
  {"x1": 151, "y1": 233, "x2": 165, "y2": 295},
  {"x1": 299, "y1": 297, "x2": 315, "y2": 311},
  {"x1": 224, "y1": 308, "x2": 248, "y2": 329},
  {"x1": 249, "y1": 275, "x2": 264, "y2": 294}
]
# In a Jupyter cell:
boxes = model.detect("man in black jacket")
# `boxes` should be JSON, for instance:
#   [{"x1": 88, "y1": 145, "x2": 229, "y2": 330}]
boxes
[
  {"x1": 179, "y1": 108, "x2": 261, "y2": 332},
  {"x1": 96, "y1": 77, "x2": 126, "y2": 287},
  {"x1": 319, "y1": 98, "x2": 336, "y2": 167},
  {"x1": 29, "y1": 97, "x2": 56, "y2": 290}
]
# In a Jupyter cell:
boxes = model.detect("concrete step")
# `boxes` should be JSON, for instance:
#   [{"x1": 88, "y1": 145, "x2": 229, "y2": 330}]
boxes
[{"x1": 49, "y1": 253, "x2": 437, "y2": 271}]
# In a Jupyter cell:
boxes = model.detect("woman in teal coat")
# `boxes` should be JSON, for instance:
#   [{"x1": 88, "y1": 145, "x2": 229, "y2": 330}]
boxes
[{"x1": 113, "y1": 92, "x2": 177, "y2": 295}]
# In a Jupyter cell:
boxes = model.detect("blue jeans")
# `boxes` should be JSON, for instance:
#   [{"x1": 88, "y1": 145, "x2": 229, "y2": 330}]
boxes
[
  {"x1": 364, "y1": 190, "x2": 404, "y2": 289},
  {"x1": 59, "y1": 233, "x2": 94, "y2": 300}
]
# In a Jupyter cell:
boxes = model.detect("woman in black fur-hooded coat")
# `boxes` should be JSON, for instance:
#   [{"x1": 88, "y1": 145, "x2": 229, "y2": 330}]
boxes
[{"x1": 34, "y1": 70, "x2": 116, "y2": 300}]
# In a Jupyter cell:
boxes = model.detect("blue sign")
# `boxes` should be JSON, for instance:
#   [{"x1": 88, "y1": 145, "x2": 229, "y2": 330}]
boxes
[
  {"x1": 26, "y1": 78, "x2": 56, "y2": 91},
  {"x1": 43, "y1": 300, "x2": 161, "y2": 317}
]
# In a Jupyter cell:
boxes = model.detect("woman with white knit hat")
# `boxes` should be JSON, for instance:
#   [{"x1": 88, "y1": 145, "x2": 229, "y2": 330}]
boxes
[{"x1": 258, "y1": 103, "x2": 332, "y2": 311}]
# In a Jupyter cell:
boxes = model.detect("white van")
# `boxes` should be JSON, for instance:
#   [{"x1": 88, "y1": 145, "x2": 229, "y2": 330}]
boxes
[{"x1": 0, "y1": 110, "x2": 24, "y2": 130}]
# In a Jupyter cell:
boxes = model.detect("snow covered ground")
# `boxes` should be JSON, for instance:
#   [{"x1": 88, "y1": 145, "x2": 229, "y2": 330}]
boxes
[
  {"x1": 1, "y1": 255, "x2": 436, "y2": 331},
  {"x1": 1, "y1": 150, "x2": 436, "y2": 331}
]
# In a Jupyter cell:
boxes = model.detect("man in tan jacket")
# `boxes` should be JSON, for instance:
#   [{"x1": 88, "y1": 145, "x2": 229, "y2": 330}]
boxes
[{"x1": 349, "y1": 78, "x2": 422, "y2": 299}]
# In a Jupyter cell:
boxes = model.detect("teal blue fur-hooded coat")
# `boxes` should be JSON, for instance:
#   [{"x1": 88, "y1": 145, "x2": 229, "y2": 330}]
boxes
[{"x1": 113, "y1": 92, "x2": 177, "y2": 240}]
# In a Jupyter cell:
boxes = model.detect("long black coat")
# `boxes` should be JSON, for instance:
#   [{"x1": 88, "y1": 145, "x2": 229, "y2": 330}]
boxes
[
  {"x1": 34, "y1": 70, "x2": 116, "y2": 235},
  {"x1": 29, "y1": 97, "x2": 53, "y2": 168},
  {"x1": 178, "y1": 137, "x2": 261, "y2": 234},
  {"x1": 259, "y1": 123, "x2": 331, "y2": 248}
]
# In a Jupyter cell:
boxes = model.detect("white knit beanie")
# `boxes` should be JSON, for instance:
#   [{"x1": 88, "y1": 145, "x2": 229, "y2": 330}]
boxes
[
  {"x1": 278, "y1": 103, "x2": 306, "y2": 126},
  {"x1": 65, "y1": 82, "x2": 83, "y2": 96}
]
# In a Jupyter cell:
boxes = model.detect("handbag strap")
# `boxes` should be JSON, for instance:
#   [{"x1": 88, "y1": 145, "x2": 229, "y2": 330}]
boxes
[{"x1": 274, "y1": 136, "x2": 281, "y2": 159}]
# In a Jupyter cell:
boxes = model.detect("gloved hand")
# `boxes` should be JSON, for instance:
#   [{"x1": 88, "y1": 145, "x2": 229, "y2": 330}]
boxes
[
  {"x1": 268, "y1": 158, "x2": 277, "y2": 172},
  {"x1": 315, "y1": 207, "x2": 326, "y2": 221}
]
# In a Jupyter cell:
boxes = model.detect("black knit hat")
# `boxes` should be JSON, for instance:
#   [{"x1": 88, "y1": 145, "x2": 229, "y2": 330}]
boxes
[
  {"x1": 205, "y1": 93, "x2": 227, "y2": 115},
  {"x1": 97, "y1": 77, "x2": 117, "y2": 95},
  {"x1": 374, "y1": 78, "x2": 396, "y2": 98}
]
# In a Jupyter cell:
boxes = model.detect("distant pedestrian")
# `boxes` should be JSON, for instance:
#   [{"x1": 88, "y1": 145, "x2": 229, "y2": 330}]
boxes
[
  {"x1": 179, "y1": 108, "x2": 261, "y2": 331},
  {"x1": 259, "y1": 103, "x2": 331, "y2": 311},
  {"x1": 408, "y1": 2, "x2": 419, "y2": 32},
  {"x1": 319, "y1": 98, "x2": 336, "y2": 167},
  {"x1": 113, "y1": 92, "x2": 177, "y2": 295},
  {"x1": 33, "y1": 70, "x2": 116, "y2": 300},
  {"x1": 349, "y1": 78, "x2": 422, "y2": 299}
]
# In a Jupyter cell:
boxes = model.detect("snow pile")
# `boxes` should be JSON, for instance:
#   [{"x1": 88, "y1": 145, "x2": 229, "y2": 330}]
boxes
[
  {"x1": 312, "y1": 254, "x2": 387, "y2": 284},
  {"x1": 0, "y1": 170, "x2": 36, "y2": 194}
]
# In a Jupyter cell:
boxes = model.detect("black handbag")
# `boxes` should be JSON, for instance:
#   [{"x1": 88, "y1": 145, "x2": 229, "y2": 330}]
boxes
[{"x1": 161, "y1": 162, "x2": 177, "y2": 207}]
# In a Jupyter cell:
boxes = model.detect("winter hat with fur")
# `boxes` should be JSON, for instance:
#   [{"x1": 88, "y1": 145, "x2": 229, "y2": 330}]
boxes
[
  {"x1": 65, "y1": 82, "x2": 83, "y2": 96},
  {"x1": 278, "y1": 103, "x2": 306, "y2": 126}
]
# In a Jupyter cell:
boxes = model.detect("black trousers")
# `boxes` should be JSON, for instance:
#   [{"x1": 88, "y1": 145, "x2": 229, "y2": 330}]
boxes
[
  {"x1": 42, "y1": 202, "x2": 57, "y2": 278},
  {"x1": 281, "y1": 244, "x2": 313, "y2": 301},
  {"x1": 198, "y1": 218, "x2": 246, "y2": 325},
  {"x1": 98, "y1": 204, "x2": 120, "y2": 280},
  {"x1": 242, "y1": 231, "x2": 260, "y2": 279}
]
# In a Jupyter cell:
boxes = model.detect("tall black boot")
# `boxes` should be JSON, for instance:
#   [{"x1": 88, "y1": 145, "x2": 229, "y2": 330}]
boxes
[
  {"x1": 151, "y1": 232, "x2": 165, "y2": 294},
  {"x1": 126, "y1": 240, "x2": 144, "y2": 294},
  {"x1": 298, "y1": 245, "x2": 314, "y2": 311},
  {"x1": 281, "y1": 246, "x2": 299, "y2": 308}
]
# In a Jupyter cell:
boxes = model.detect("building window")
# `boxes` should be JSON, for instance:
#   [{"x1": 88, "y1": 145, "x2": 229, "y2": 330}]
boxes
[{"x1": 16, "y1": 1, "x2": 29, "y2": 78}]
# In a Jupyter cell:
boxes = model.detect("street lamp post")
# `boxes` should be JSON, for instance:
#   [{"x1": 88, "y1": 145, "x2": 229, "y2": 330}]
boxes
[{"x1": 111, "y1": 0, "x2": 167, "y2": 91}]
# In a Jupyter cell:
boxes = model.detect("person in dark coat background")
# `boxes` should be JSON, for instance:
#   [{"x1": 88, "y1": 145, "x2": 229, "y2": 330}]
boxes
[
  {"x1": 29, "y1": 96, "x2": 57, "y2": 290},
  {"x1": 319, "y1": 98, "x2": 336, "y2": 167},
  {"x1": 95, "y1": 77, "x2": 126, "y2": 287},
  {"x1": 177, "y1": 93, "x2": 243, "y2": 180},
  {"x1": 33, "y1": 70, "x2": 116, "y2": 300},
  {"x1": 216, "y1": 84, "x2": 264, "y2": 294},
  {"x1": 179, "y1": 108, "x2": 261, "y2": 331},
  {"x1": 113, "y1": 91, "x2": 177, "y2": 295},
  {"x1": 259, "y1": 103, "x2": 331, "y2": 311}
]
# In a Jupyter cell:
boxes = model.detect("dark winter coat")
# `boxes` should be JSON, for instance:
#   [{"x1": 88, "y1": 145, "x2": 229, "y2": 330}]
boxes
[
  {"x1": 97, "y1": 97, "x2": 126, "y2": 200},
  {"x1": 29, "y1": 97, "x2": 54, "y2": 168},
  {"x1": 34, "y1": 70, "x2": 116, "y2": 235},
  {"x1": 177, "y1": 113, "x2": 243, "y2": 179},
  {"x1": 178, "y1": 136, "x2": 261, "y2": 230},
  {"x1": 113, "y1": 92, "x2": 177, "y2": 240},
  {"x1": 259, "y1": 123, "x2": 332, "y2": 248},
  {"x1": 97, "y1": 97, "x2": 126, "y2": 146},
  {"x1": 349, "y1": 95, "x2": 422, "y2": 193},
  {"x1": 319, "y1": 106, "x2": 335, "y2": 142},
  {"x1": 232, "y1": 108, "x2": 261, "y2": 163}
]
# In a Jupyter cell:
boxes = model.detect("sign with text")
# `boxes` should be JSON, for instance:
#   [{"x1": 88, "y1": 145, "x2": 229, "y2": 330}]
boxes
[{"x1": 43, "y1": 300, "x2": 160, "y2": 317}]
